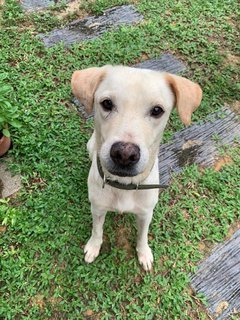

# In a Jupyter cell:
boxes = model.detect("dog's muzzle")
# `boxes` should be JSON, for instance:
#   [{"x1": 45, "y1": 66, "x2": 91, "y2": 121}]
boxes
[{"x1": 108, "y1": 142, "x2": 140, "y2": 177}]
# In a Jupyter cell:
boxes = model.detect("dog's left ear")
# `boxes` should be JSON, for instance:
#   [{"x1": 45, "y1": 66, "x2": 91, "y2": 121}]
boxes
[
  {"x1": 165, "y1": 73, "x2": 202, "y2": 126},
  {"x1": 71, "y1": 67, "x2": 106, "y2": 114}
]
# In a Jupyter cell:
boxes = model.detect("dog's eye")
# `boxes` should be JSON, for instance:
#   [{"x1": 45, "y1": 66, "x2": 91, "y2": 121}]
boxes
[
  {"x1": 101, "y1": 99, "x2": 114, "y2": 112},
  {"x1": 150, "y1": 106, "x2": 164, "y2": 118}
]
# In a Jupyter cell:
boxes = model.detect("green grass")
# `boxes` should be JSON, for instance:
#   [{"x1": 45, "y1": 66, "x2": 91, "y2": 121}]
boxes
[{"x1": 0, "y1": 0, "x2": 239, "y2": 318}]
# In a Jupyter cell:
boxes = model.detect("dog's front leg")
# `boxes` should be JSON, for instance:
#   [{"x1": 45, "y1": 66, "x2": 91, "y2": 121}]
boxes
[
  {"x1": 84, "y1": 205, "x2": 106, "y2": 263},
  {"x1": 135, "y1": 212, "x2": 154, "y2": 271}
]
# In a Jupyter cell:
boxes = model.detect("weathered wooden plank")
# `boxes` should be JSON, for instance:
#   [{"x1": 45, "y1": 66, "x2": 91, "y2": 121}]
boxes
[
  {"x1": 21, "y1": 0, "x2": 69, "y2": 11},
  {"x1": 73, "y1": 53, "x2": 186, "y2": 118},
  {"x1": 191, "y1": 230, "x2": 240, "y2": 319},
  {"x1": 133, "y1": 53, "x2": 186, "y2": 74},
  {"x1": 39, "y1": 5, "x2": 143, "y2": 48},
  {"x1": 158, "y1": 108, "x2": 240, "y2": 185},
  {"x1": 73, "y1": 96, "x2": 91, "y2": 120}
]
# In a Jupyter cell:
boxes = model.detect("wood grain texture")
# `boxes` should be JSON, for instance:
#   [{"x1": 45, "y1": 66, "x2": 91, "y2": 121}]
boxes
[
  {"x1": 39, "y1": 5, "x2": 143, "y2": 47},
  {"x1": 133, "y1": 53, "x2": 186, "y2": 73},
  {"x1": 191, "y1": 230, "x2": 240, "y2": 319},
  {"x1": 158, "y1": 108, "x2": 240, "y2": 185},
  {"x1": 21, "y1": 0, "x2": 67, "y2": 11}
]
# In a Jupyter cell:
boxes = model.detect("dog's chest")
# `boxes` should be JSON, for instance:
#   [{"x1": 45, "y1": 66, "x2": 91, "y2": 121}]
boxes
[
  {"x1": 112, "y1": 190, "x2": 137, "y2": 213},
  {"x1": 96, "y1": 187, "x2": 158, "y2": 214},
  {"x1": 88, "y1": 157, "x2": 159, "y2": 214}
]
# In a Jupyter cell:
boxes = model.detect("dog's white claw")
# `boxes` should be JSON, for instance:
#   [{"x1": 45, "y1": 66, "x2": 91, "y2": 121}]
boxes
[
  {"x1": 84, "y1": 238, "x2": 101, "y2": 263},
  {"x1": 137, "y1": 246, "x2": 154, "y2": 271}
]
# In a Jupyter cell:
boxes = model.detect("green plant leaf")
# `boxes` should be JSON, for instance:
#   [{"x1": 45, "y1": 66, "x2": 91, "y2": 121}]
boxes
[
  {"x1": 9, "y1": 119, "x2": 21, "y2": 128},
  {"x1": 2, "y1": 128, "x2": 10, "y2": 137},
  {"x1": 0, "y1": 73, "x2": 8, "y2": 81},
  {"x1": 0, "y1": 99, "x2": 12, "y2": 108},
  {"x1": 0, "y1": 85, "x2": 12, "y2": 95}
]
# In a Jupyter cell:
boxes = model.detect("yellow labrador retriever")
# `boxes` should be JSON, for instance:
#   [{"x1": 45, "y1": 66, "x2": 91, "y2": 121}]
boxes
[{"x1": 71, "y1": 65, "x2": 202, "y2": 271}]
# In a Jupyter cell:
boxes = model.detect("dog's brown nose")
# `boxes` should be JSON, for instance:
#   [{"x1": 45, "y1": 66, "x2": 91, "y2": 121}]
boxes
[{"x1": 110, "y1": 142, "x2": 140, "y2": 167}]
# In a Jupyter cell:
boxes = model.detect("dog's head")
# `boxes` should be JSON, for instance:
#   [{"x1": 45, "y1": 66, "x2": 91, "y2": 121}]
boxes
[{"x1": 72, "y1": 66, "x2": 202, "y2": 182}]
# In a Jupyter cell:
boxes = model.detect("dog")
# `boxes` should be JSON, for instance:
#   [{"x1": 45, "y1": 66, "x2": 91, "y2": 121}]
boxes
[{"x1": 71, "y1": 65, "x2": 202, "y2": 271}]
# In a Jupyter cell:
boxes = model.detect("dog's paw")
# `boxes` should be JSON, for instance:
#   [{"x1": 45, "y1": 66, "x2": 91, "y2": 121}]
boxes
[
  {"x1": 137, "y1": 246, "x2": 153, "y2": 271},
  {"x1": 84, "y1": 237, "x2": 101, "y2": 263}
]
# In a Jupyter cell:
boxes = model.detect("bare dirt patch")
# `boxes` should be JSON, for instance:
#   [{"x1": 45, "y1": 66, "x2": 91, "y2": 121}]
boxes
[
  {"x1": 115, "y1": 224, "x2": 133, "y2": 257},
  {"x1": 133, "y1": 52, "x2": 150, "y2": 64},
  {"x1": 223, "y1": 53, "x2": 240, "y2": 67},
  {"x1": 0, "y1": 0, "x2": 5, "y2": 26},
  {"x1": 214, "y1": 155, "x2": 233, "y2": 172},
  {"x1": 227, "y1": 222, "x2": 240, "y2": 239},
  {"x1": 31, "y1": 294, "x2": 45, "y2": 309},
  {"x1": 229, "y1": 100, "x2": 240, "y2": 115},
  {"x1": 0, "y1": 225, "x2": 7, "y2": 233},
  {"x1": 57, "y1": 0, "x2": 87, "y2": 20}
]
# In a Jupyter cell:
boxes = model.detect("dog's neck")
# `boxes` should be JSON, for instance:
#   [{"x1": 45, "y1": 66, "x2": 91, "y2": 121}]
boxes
[
  {"x1": 99, "y1": 153, "x2": 158, "y2": 186},
  {"x1": 96, "y1": 155, "x2": 169, "y2": 190}
]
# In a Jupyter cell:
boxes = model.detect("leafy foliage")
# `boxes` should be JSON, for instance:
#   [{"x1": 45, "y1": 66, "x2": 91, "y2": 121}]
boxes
[
  {"x1": 0, "y1": 199, "x2": 22, "y2": 225},
  {"x1": 0, "y1": 74, "x2": 21, "y2": 137}
]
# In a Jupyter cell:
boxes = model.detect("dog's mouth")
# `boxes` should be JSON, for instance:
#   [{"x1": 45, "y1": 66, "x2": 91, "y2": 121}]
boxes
[
  {"x1": 100, "y1": 157, "x2": 142, "y2": 178},
  {"x1": 107, "y1": 165, "x2": 139, "y2": 177}
]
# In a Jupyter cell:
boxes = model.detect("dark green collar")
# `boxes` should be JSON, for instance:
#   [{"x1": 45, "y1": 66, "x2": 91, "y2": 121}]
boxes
[{"x1": 97, "y1": 156, "x2": 168, "y2": 190}]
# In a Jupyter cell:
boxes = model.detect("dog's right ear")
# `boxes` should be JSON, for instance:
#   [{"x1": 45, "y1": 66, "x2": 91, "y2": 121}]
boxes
[{"x1": 71, "y1": 67, "x2": 106, "y2": 114}]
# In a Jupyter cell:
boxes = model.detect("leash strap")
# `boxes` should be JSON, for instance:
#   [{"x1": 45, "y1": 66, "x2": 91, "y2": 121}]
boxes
[{"x1": 97, "y1": 156, "x2": 168, "y2": 190}]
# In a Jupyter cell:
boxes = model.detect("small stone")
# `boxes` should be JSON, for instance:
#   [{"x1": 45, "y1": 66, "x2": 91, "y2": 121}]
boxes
[{"x1": 0, "y1": 162, "x2": 21, "y2": 198}]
